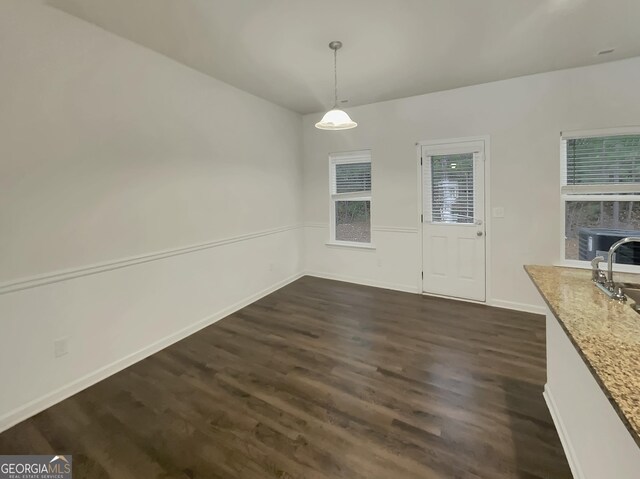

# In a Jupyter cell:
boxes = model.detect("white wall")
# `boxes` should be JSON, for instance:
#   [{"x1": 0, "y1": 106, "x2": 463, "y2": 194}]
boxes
[
  {"x1": 0, "y1": 0, "x2": 302, "y2": 430},
  {"x1": 302, "y1": 57, "x2": 640, "y2": 312}
]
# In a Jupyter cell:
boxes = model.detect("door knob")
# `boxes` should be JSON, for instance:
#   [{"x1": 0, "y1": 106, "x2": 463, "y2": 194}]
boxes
[{"x1": 477, "y1": 231, "x2": 484, "y2": 237}]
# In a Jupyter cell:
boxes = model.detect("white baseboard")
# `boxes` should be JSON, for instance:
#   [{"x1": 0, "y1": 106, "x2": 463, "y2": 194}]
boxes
[
  {"x1": 304, "y1": 271, "x2": 420, "y2": 294},
  {"x1": 490, "y1": 299, "x2": 546, "y2": 315},
  {"x1": 0, "y1": 272, "x2": 303, "y2": 434},
  {"x1": 306, "y1": 271, "x2": 546, "y2": 315},
  {"x1": 421, "y1": 290, "x2": 487, "y2": 306},
  {"x1": 544, "y1": 384, "x2": 583, "y2": 479}
]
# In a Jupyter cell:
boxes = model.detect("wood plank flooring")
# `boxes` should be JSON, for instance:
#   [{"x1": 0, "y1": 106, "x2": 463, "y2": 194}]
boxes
[{"x1": 0, "y1": 277, "x2": 572, "y2": 478}]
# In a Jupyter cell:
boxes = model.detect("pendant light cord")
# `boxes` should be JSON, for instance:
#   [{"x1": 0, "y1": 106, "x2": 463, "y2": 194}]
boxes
[{"x1": 333, "y1": 47, "x2": 338, "y2": 109}]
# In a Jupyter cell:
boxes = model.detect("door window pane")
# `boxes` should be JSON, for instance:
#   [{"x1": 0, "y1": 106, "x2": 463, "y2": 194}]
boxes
[
  {"x1": 335, "y1": 200, "x2": 371, "y2": 243},
  {"x1": 431, "y1": 154, "x2": 474, "y2": 224},
  {"x1": 565, "y1": 200, "x2": 640, "y2": 264}
]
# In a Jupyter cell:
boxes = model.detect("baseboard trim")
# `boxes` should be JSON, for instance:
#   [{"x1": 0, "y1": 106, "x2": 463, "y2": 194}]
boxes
[
  {"x1": 305, "y1": 272, "x2": 546, "y2": 314},
  {"x1": 0, "y1": 272, "x2": 304, "y2": 434},
  {"x1": 490, "y1": 299, "x2": 546, "y2": 315},
  {"x1": 0, "y1": 224, "x2": 301, "y2": 295},
  {"x1": 544, "y1": 384, "x2": 584, "y2": 479},
  {"x1": 304, "y1": 271, "x2": 420, "y2": 294}
]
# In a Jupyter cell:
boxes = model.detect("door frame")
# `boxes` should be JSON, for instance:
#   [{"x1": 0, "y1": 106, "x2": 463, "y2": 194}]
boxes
[{"x1": 416, "y1": 135, "x2": 492, "y2": 304}]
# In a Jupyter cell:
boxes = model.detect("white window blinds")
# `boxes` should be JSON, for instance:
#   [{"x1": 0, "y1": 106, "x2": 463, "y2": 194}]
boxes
[
  {"x1": 430, "y1": 153, "x2": 474, "y2": 224},
  {"x1": 330, "y1": 151, "x2": 371, "y2": 196},
  {"x1": 333, "y1": 162, "x2": 372, "y2": 194},
  {"x1": 563, "y1": 135, "x2": 640, "y2": 194}
]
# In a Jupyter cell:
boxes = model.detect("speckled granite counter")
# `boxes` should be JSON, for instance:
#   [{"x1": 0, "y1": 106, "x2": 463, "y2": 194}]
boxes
[{"x1": 525, "y1": 265, "x2": 640, "y2": 446}]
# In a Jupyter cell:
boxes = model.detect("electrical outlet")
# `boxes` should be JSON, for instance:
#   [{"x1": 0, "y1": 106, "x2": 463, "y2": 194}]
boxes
[{"x1": 54, "y1": 337, "x2": 69, "y2": 358}]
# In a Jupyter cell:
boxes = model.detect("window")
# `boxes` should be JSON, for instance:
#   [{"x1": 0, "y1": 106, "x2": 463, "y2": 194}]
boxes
[
  {"x1": 329, "y1": 150, "x2": 372, "y2": 245},
  {"x1": 430, "y1": 153, "x2": 475, "y2": 224},
  {"x1": 562, "y1": 130, "x2": 640, "y2": 267}
]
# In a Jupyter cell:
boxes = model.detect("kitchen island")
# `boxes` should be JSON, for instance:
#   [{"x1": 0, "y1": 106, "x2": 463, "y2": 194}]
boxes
[{"x1": 526, "y1": 265, "x2": 640, "y2": 479}]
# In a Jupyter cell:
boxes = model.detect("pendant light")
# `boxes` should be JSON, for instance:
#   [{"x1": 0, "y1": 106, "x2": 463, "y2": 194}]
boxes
[{"x1": 315, "y1": 41, "x2": 357, "y2": 130}]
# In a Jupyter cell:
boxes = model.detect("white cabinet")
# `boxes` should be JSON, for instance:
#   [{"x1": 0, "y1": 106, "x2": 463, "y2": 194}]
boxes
[{"x1": 544, "y1": 308, "x2": 640, "y2": 479}]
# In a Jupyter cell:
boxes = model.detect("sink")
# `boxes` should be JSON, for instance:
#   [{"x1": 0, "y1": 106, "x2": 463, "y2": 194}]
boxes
[
  {"x1": 594, "y1": 280, "x2": 640, "y2": 313},
  {"x1": 618, "y1": 282, "x2": 640, "y2": 311}
]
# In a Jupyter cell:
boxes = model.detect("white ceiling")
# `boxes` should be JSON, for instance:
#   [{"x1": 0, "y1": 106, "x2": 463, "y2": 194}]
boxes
[{"x1": 49, "y1": 0, "x2": 640, "y2": 114}]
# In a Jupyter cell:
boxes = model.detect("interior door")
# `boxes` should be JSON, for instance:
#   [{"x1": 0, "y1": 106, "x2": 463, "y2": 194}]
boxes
[{"x1": 421, "y1": 142, "x2": 486, "y2": 301}]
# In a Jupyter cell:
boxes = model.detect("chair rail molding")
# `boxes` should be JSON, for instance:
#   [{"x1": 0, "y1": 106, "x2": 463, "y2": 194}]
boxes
[
  {"x1": 304, "y1": 223, "x2": 418, "y2": 234},
  {"x1": 0, "y1": 224, "x2": 302, "y2": 295}
]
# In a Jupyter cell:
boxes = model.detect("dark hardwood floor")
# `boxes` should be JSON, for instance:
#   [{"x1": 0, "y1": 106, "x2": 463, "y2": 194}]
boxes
[{"x1": 0, "y1": 277, "x2": 572, "y2": 478}]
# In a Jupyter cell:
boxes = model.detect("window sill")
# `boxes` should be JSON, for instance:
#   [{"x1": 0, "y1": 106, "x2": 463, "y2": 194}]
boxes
[
  {"x1": 558, "y1": 260, "x2": 640, "y2": 274},
  {"x1": 325, "y1": 241, "x2": 376, "y2": 251}
]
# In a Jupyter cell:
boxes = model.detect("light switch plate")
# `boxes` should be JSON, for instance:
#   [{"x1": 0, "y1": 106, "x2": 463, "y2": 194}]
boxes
[
  {"x1": 492, "y1": 207, "x2": 505, "y2": 218},
  {"x1": 54, "y1": 337, "x2": 69, "y2": 358}
]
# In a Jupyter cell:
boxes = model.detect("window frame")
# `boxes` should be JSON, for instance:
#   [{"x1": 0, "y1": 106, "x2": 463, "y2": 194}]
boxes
[
  {"x1": 560, "y1": 127, "x2": 640, "y2": 271},
  {"x1": 328, "y1": 150, "x2": 373, "y2": 248}
]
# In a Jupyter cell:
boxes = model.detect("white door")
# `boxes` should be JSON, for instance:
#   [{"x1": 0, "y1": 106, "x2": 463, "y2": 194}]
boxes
[{"x1": 421, "y1": 142, "x2": 486, "y2": 301}]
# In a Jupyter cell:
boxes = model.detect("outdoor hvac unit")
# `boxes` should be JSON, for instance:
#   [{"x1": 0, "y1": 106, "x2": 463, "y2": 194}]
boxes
[{"x1": 578, "y1": 228, "x2": 640, "y2": 264}]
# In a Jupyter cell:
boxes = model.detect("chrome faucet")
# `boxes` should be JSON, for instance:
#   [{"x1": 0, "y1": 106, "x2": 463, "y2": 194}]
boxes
[
  {"x1": 606, "y1": 237, "x2": 640, "y2": 288},
  {"x1": 591, "y1": 236, "x2": 640, "y2": 301},
  {"x1": 592, "y1": 236, "x2": 640, "y2": 301}
]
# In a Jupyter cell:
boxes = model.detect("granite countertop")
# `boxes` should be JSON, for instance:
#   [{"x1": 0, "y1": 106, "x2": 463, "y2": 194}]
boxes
[{"x1": 525, "y1": 265, "x2": 640, "y2": 447}]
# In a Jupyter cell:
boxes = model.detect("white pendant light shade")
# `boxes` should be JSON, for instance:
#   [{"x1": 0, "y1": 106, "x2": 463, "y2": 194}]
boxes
[
  {"x1": 315, "y1": 109, "x2": 357, "y2": 130},
  {"x1": 316, "y1": 41, "x2": 357, "y2": 131}
]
